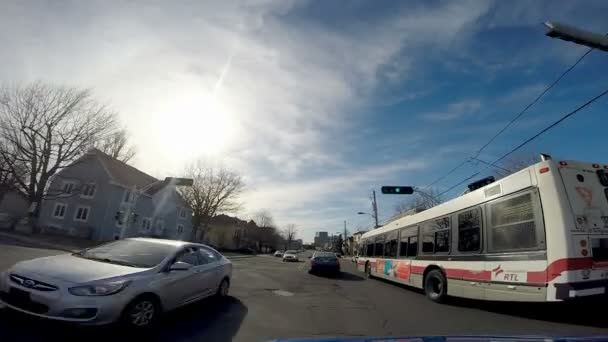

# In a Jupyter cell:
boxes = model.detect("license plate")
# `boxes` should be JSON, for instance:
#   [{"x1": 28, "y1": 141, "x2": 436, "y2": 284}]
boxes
[{"x1": 10, "y1": 287, "x2": 31, "y2": 303}]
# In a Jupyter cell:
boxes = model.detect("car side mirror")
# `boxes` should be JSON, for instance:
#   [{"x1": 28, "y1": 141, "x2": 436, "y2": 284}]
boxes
[{"x1": 169, "y1": 261, "x2": 192, "y2": 271}]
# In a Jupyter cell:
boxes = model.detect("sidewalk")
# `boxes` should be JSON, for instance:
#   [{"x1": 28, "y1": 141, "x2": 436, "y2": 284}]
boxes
[{"x1": 0, "y1": 230, "x2": 96, "y2": 252}]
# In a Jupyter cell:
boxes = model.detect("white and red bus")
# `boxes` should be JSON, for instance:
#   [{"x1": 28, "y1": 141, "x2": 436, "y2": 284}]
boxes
[{"x1": 356, "y1": 156, "x2": 608, "y2": 302}]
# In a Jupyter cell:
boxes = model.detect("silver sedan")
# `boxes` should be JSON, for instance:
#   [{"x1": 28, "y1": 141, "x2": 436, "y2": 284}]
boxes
[{"x1": 0, "y1": 238, "x2": 232, "y2": 327}]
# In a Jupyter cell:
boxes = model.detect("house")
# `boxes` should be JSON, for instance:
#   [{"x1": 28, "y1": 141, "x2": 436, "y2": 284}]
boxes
[
  {"x1": 201, "y1": 214, "x2": 248, "y2": 250},
  {"x1": 0, "y1": 185, "x2": 29, "y2": 230},
  {"x1": 351, "y1": 230, "x2": 367, "y2": 255},
  {"x1": 38, "y1": 149, "x2": 192, "y2": 242}
]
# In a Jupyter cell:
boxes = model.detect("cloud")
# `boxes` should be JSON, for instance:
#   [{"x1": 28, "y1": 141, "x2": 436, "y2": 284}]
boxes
[{"x1": 422, "y1": 99, "x2": 482, "y2": 121}]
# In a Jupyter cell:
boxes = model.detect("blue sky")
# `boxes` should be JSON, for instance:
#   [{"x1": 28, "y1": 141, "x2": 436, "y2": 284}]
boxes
[{"x1": 1, "y1": 0, "x2": 607, "y2": 242}]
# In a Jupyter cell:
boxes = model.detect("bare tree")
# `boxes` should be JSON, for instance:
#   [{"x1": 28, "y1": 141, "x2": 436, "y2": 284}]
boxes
[
  {"x1": 179, "y1": 160, "x2": 245, "y2": 241},
  {"x1": 394, "y1": 188, "x2": 441, "y2": 215},
  {"x1": 94, "y1": 128, "x2": 136, "y2": 163},
  {"x1": 282, "y1": 224, "x2": 297, "y2": 249},
  {"x1": 252, "y1": 209, "x2": 275, "y2": 228},
  {"x1": 0, "y1": 82, "x2": 117, "y2": 215}
]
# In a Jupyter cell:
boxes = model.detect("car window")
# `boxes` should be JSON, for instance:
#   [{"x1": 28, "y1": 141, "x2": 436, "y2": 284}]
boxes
[
  {"x1": 198, "y1": 247, "x2": 221, "y2": 264},
  {"x1": 175, "y1": 247, "x2": 200, "y2": 266}
]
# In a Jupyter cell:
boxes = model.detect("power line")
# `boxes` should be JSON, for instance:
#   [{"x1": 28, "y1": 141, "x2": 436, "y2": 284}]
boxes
[
  {"x1": 426, "y1": 47, "x2": 594, "y2": 189},
  {"x1": 473, "y1": 47, "x2": 594, "y2": 158},
  {"x1": 438, "y1": 86, "x2": 608, "y2": 197}
]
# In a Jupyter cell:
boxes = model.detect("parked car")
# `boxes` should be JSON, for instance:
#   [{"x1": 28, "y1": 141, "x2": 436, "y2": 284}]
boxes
[
  {"x1": 282, "y1": 250, "x2": 299, "y2": 262},
  {"x1": 0, "y1": 238, "x2": 232, "y2": 328},
  {"x1": 309, "y1": 251, "x2": 340, "y2": 275},
  {"x1": 274, "y1": 250, "x2": 284, "y2": 257}
]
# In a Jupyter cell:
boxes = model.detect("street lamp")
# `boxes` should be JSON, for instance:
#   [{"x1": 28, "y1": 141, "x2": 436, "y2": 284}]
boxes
[
  {"x1": 357, "y1": 211, "x2": 379, "y2": 228},
  {"x1": 544, "y1": 21, "x2": 608, "y2": 52}
]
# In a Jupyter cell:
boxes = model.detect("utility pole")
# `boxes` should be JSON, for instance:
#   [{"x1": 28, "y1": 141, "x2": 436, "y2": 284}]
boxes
[
  {"x1": 544, "y1": 21, "x2": 608, "y2": 52},
  {"x1": 372, "y1": 190, "x2": 379, "y2": 228}
]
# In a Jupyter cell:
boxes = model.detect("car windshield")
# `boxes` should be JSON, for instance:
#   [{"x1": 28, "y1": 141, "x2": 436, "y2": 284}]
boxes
[
  {"x1": 75, "y1": 240, "x2": 178, "y2": 268},
  {"x1": 285, "y1": 250, "x2": 297, "y2": 254}
]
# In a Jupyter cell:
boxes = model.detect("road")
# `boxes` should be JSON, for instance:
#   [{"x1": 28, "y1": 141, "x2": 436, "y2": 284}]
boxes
[{"x1": 0, "y1": 244, "x2": 607, "y2": 341}]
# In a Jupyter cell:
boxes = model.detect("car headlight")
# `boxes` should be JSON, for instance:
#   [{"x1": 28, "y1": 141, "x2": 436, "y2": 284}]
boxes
[{"x1": 69, "y1": 280, "x2": 131, "y2": 296}]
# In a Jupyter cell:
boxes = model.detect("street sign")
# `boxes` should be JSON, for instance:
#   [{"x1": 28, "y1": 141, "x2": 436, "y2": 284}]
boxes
[{"x1": 381, "y1": 186, "x2": 414, "y2": 195}]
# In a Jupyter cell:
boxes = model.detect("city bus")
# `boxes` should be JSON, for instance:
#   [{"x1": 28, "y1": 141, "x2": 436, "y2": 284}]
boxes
[{"x1": 356, "y1": 156, "x2": 608, "y2": 302}]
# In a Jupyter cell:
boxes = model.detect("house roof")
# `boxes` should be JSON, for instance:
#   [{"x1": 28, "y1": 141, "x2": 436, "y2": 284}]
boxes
[{"x1": 90, "y1": 149, "x2": 157, "y2": 188}]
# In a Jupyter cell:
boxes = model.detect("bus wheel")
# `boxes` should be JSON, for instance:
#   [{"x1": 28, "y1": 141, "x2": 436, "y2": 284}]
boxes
[
  {"x1": 365, "y1": 262, "x2": 372, "y2": 278},
  {"x1": 424, "y1": 269, "x2": 447, "y2": 303}
]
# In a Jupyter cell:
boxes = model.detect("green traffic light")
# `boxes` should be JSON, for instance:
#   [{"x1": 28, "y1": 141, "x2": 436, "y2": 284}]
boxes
[{"x1": 396, "y1": 188, "x2": 400, "y2": 193}]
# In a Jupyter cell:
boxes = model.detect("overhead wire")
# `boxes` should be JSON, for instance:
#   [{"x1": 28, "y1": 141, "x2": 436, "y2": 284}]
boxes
[{"x1": 438, "y1": 86, "x2": 608, "y2": 197}]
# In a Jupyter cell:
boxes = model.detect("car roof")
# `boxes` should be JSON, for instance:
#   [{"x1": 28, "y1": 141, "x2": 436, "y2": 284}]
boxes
[{"x1": 127, "y1": 237, "x2": 190, "y2": 248}]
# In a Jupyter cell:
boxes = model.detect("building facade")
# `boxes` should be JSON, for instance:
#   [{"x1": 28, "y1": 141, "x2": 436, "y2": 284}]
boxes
[
  {"x1": 38, "y1": 149, "x2": 192, "y2": 241},
  {"x1": 314, "y1": 231, "x2": 329, "y2": 249}
]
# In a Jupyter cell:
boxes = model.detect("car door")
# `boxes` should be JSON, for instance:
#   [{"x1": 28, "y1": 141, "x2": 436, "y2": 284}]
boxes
[
  {"x1": 194, "y1": 247, "x2": 224, "y2": 297},
  {"x1": 164, "y1": 247, "x2": 202, "y2": 306}
]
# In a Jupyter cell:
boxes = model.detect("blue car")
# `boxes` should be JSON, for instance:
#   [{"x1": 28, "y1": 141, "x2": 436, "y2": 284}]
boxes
[{"x1": 309, "y1": 252, "x2": 340, "y2": 275}]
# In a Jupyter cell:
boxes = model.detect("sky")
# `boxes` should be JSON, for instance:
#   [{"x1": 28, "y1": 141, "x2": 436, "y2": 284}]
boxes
[{"x1": 1, "y1": 0, "x2": 607, "y2": 243}]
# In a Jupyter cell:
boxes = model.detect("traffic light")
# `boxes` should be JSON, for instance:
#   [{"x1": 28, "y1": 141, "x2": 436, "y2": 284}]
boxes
[{"x1": 381, "y1": 186, "x2": 414, "y2": 195}]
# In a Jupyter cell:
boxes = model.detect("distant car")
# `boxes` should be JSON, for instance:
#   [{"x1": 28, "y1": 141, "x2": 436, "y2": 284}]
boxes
[
  {"x1": 282, "y1": 250, "x2": 299, "y2": 262},
  {"x1": 309, "y1": 252, "x2": 340, "y2": 275},
  {"x1": 0, "y1": 238, "x2": 232, "y2": 328},
  {"x1": 274, "y1": 250, "x2": 284, "y2": 257},
  {"x1": 351, "y1": 255, "x2": 358, "y2": 263}
]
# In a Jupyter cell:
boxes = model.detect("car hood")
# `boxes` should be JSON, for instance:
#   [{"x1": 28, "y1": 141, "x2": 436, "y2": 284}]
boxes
[
  {"x1": 11, "y1": 254, "x2": 148, "y2": 283},
  {"x1": 269, "y1": 336, "x2": 608, "y2": 342}
]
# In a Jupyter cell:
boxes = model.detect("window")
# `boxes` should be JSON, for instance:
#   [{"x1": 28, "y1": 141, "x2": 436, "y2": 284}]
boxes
[
  {"x1": 198, "y1": 247, "x2": 220, "y2": 264},
  {"x1": 421, "y1": 217, "x2": 451, "y2": 254},
  {"x1": 175, "y1": 248, "x2": 200, "y2": 266},
  {"x1": 177, "y1": 224, "x2": 184, "y2": 234},
  {"x1": 179, "y1": 208, "x2": 187, "y2": 219},
  {"x1": 488, "y1": 192, "x2": 543, "y2": 252},
  {"x1": 365, "y1": 241, "x2": 374, "y2": 257},
  {"x1": 73, "y1": 206, "x2": 90, "y2": 222},
  {"x1": 591, "y1": 238, "x2": 608, "y2": 262},
  {"x1": 62, "y1": 181, "x2": 75, "y2": 194},
  {"x1": 155, "y1": 219, "x2": 165, "y2": 231},
  {"x1": 458, "y1": 208, "x2": 481, "y2": 252},
  {"x1": 52, "y1": 203, "x2": 67, "y2": 219},
  {"x1": 81, "y1": 183, "x2": 96, "y2": 198},
  {"x1": 79, "y1": 239, "x2": 178, "y2": 268},
  {"x1": 141, "y1": 218, "x2": 151, "y2": 231},
  {"x1": 407, "y1": 236, "x2": 418, "y2": 257},
  {"x1": 384, "y1": 231, "x2": 398, "y2": 258},
  {"x1": 374, "y1": 236, "x2": 385, "y2": 257},
  {"x1": 123, "y1": 190, "x2": 134, "y2": 203},
  {"x1": 115, "y1": 211, "x2": 126, "y2": 227},
  {"x1": 399, "y1": 232, "x2": 409, "y2": 257}
]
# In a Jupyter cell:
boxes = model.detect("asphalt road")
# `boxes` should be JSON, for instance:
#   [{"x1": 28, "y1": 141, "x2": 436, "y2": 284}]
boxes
[{"x1": 0, "y1": 244, "x2": 607, "y2": 342}]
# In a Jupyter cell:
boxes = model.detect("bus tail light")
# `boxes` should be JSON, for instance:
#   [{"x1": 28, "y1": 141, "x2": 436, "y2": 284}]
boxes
[
  {"x1": 559, "y1": 161, "x2": 568, "y2": 166},
  {"x1": 580, "y1": 240, "x2": 587, "y2": 247},
  {"x1": 581, "y1": 249, "x2": 589, "y2": 256},
  {"x1": 539, "y1": 167, "x2": 550, "y2": 174}
]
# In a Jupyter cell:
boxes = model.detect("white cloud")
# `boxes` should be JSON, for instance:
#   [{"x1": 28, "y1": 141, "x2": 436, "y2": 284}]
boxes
[{"x1": 422, "y1": 99, "x2": 482, "y2": 121}]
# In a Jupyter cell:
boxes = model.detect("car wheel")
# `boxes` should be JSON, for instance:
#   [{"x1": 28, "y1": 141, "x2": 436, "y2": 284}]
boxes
[
  {"x1": 424, "y1": 269, "x2": 447, "y2": 303},
  {"x1": 216, "y1": 278, "x2": 230, "y2": 298},
  {"x1": 121, "y1": 296, "x2": 159, "y2": 328}
]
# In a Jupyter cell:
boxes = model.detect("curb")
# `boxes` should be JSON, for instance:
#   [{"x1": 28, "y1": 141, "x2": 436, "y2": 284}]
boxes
[{"x1": 225, "y1": 255, "x2": 257, "y2": 260}]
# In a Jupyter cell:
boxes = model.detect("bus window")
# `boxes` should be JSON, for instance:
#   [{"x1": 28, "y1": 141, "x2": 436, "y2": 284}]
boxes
[
  {"x1": 422, "y1": 218, "x2": 450, "y2": 253},
  {"x1": 435, "y1": 230, "x2": 450, "y2": 252},
  {"x1": 365, "y1": 241, "x2": 374, "y2": 257},
  {"x1": 488, "y1": 191, "x2": 541, "y2": 252},
  {"x1": 374, "y1": 236, "x2": 385, "y2": 257},
  {"x1": 407, "y1": 236, "x2": 418, "y2": 257},
  {"x1": 458, "y1": 208, "x2": 481, "y2": 252},
  {"x1": 385, "y1": 231, "x2": 398, "y2": 258},
  {"x1": 399, "y1": 232, "x2": 408, "y2": 257}
]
